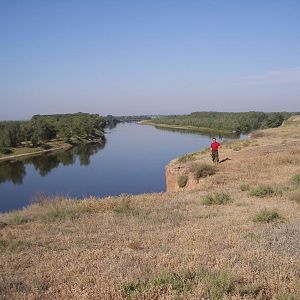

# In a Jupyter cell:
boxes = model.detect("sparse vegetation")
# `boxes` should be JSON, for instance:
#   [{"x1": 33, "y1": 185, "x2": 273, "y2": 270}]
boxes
[
  {"x1": 202, "y1": 192, "x2": 232, "y2": 205},
  {"x1": 177, "y1": 175, "x2": 188, "y2": 188},
  {"x1": 121, "y1": 267, "x2": 263, "y2": 299},
  {"x1": 253, "y1": 208, "x2": 283, "y2": 223},
  {"x1": 191, "y1": 163, "x2": 216, "y2": 180}
]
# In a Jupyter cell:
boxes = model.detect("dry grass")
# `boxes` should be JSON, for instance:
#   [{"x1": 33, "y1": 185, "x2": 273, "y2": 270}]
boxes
[
  {"x1": 1, "y1": 117, "x2": 300, "y2": 299},
  {"x1": 289, "y1": 190, "x2": 300, "y2": 204}
]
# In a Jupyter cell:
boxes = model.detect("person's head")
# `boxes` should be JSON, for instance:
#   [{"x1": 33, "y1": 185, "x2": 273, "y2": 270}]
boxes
[{"x1": 212, "y1": 137, "x2": 216, "y2": 142}]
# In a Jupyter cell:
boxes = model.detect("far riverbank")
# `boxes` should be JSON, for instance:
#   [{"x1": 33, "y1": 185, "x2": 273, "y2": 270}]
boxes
[{"x1": 139, "y1": 120, "x2": 237, "y2": 136}]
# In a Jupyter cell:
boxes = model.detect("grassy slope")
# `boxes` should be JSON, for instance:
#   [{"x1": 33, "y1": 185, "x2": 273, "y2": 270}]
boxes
[{"x1": 0, "y1": 117, "x2": 300, "y2": 299}]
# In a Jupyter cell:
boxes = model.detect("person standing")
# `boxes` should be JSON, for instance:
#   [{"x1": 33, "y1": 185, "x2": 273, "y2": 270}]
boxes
[{"x1": 211, "y1": 137, "x2": 221, "y2": 163}]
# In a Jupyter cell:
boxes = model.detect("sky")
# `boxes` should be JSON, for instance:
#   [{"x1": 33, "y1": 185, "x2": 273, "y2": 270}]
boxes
[{"x1": 0, "y1": 0, "x2": 300, "y2": 120}]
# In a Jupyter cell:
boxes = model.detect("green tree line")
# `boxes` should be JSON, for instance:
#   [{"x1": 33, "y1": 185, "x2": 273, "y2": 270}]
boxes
[
  {"x1": 150, "y1": 111, "x2": 299, "y2": 134},
  {"x1": 0, "y1": 113, "x2": 106, "y2": 151}
]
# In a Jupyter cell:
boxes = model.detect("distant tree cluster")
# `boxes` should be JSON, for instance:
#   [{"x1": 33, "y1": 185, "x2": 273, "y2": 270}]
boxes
[
  {"x1": 0, "y1": 113, "x2": 106, "y2": 151},
  {"x1": 150, "y1": 111, "x2": 298, "y2": 134}
]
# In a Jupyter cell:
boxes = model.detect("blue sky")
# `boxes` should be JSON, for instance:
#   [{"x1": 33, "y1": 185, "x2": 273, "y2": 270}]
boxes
[{"x1": 1, "y1": 0, "x2": 300, "y2": 120}]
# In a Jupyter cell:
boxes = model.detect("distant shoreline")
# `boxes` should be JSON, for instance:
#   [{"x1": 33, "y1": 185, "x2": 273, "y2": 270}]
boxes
[{"x1": 138, "y1": 120, "x2": 236, "y2": 136}]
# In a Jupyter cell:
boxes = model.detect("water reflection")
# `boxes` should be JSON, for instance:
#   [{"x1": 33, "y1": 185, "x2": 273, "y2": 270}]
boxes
[
  {"x1": 0, "y1": 161, "x2": 26, "y2": 185},
  {"x1": 0, "y1": 142, "x2": 105, "y2": 185}
]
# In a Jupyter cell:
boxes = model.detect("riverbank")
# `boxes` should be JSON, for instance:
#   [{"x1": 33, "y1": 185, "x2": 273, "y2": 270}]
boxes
[
  {"x1": 0, "y1": 117, "x2": 299, "y2": 299},
  {"x1": 0, "y1": 136, "x2": 105, "y2": 163},
  {"x1": 139, "y1": 120, "x2": 236, "y2": 136}
]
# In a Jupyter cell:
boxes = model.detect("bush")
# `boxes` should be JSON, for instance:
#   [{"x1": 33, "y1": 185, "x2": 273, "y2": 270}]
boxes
[
  {"x1": 177, "y1": 176, "x2": 188, "y2": 188},
  {"x1": 202, "y1": 192, "x2": 232, "y2": 205},
  {"x1": 253, "y1": 208, "x2": 283, "y2": 223},
  {"x1": 291, "y1": 174, "x2": 300, "y2": 187},
  {"x1": 0, "y1": 147, "x2": 12, "y2": 155},
  {"x1": 249, "y1": 185, "x2": 275, "y2": 198},
  {"x1": 191, "y1": 163, "x2": 216, "y2": 180}
]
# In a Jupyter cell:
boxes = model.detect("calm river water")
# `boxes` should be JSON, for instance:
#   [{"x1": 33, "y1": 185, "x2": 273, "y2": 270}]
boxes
[{"x1": 0, "y1": 123, "x2": 243, "y2": 212}]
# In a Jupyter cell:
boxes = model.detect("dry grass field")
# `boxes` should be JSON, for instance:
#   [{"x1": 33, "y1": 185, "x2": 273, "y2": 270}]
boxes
[{"x1": 0, "y1": 117, "x2": 300, "y2": 299}]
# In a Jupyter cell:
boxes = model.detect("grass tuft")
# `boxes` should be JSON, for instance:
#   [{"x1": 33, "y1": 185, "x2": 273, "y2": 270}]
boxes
[
  {"x1": 7, "y1": 213, "x2": 32, "y2": 225},
  {"x1": 42, "y1": 201, "x2": 91, "y2": 222},
  {"x1": 113, "y1": 197, "x2": 134, "y2": 214},
  {"x1": 253, "y1": 208, "x2": 283, "y2": 223},
  {"x1": 240, "y1": 183, "x2": 250, "y2": 191},
  {"x1": 249, "y1": 185, "x2": 276, "y2": 198},
  {"x1": 177, "y1": 175, "x2": 188, "y2": 188},
  {"x1": 291, "y1": 174, "x2": 300, "y2": 187},
  {"x1": 191, "y1": 163, "x2": 216, "y2": 180},
  {"x1": 202, "y1": 192, "x2": 232, "y2": 205}
]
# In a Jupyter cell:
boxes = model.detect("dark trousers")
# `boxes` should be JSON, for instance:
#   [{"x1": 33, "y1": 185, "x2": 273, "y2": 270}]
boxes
[{"x1": 211, "y1": 150, "x2": 219, "y2": 163}]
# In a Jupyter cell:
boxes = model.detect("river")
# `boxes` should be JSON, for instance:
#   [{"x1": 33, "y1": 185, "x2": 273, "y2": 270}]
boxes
[{"x1": 0, "y1": 123, "x2": 244, "y2": 212}]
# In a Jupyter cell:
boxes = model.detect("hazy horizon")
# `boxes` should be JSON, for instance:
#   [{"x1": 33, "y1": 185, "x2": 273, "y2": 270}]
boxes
[{"x1": 1, "y1": 1, "x2": 300, "y2": 120}]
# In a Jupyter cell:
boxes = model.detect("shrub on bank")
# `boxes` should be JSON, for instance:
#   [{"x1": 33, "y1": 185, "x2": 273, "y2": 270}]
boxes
[
  {"x1": 0, "y1": 147, "x2": 12, "y2": 155},
  {"x1": 191, "y1": 163, "x2": 216, "y2": 180},
  {"x1": 177, "y1": 175, "x2": 188, "y2": 188}
]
